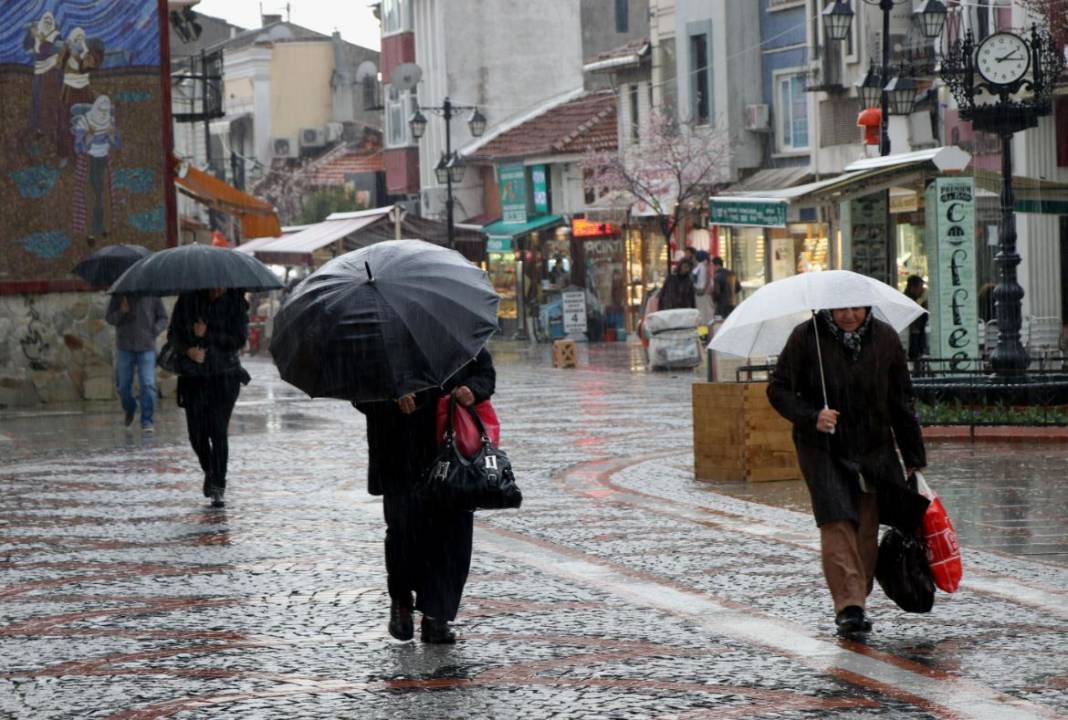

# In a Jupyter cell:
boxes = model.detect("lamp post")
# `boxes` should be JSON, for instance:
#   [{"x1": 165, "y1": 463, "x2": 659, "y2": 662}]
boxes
[
  {"x1": 409, "y1": 98, "x2": 487, "y2": 249},
  {"x1": 823, "y1": 0, "x2": 946, "y2": 156},
  {"x1": 941, "y1": 26, "x2": 1065, "y2": 375}
]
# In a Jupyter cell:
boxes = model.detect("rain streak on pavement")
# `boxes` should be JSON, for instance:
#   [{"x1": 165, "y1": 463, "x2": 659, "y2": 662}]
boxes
[{"x1": 1, "y1": 343, "x2": 1067, "y2": 719}]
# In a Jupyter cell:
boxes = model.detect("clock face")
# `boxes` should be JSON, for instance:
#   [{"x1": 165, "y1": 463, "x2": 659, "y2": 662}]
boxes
[{"x1": 976, "y1": 32, "x2": 1030, "y2": 85}]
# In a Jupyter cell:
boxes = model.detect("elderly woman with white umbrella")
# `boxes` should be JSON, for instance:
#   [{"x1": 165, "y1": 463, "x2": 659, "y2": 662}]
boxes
[{"x1": 709, "y1": 271, "x2": 930, "y2": 637}]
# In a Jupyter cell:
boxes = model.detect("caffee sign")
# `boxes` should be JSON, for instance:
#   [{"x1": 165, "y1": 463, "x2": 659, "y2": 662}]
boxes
[{"x1": 928, "y1": 178, "x2": 978, "y2": 373}]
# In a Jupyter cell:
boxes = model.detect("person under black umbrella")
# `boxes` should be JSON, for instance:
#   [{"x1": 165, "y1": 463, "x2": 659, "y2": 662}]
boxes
[
  {"x1": 166, "y1": 288, "x2": 251, "y2": 508},
  {"x1": 767, "y1": 307, "x2": 929, "y2": 637},
  {"x1": 355, "y1": 349, "x2": 496, "y2": 644}
]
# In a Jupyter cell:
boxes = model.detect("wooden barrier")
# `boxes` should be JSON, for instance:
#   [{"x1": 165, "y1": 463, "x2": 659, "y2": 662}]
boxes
[
  {"x1": 692, "y1": 382, "x2": 802, "y2": 483},
  {"x1": 552, "y1": 339, "x2": 577, "y2": 368}
]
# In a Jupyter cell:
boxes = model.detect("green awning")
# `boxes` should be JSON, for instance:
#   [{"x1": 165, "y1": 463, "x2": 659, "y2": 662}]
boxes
[{"x1": 482, "y1": 214, "x2": 564, "y2": 240}]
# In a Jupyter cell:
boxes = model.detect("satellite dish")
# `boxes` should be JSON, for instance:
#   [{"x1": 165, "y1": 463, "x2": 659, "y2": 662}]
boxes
[
  {"x1": 391, "y1": 63, "x2": 422, "y2": 92},
  {"x1": 355, "y1": 60, "x2": 378, "y2": 83}
]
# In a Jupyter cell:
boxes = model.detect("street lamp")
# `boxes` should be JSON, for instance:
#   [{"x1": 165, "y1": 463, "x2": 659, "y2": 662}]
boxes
[
  {"x1": 856, "y1": 64, "x2": 883, "y2": 108},
  {"x1": 941, "y1": 26, "x2": 1065, "y2": 375},
  {"x1": 408, "y1": 97, "x2": 485, "y2": 250},
  {"x1": 823, "y1": 0, "x2": 947, "y2": 156},
  {"x1": 883, "y1": 72, "x2": 919, "y2": 116}
]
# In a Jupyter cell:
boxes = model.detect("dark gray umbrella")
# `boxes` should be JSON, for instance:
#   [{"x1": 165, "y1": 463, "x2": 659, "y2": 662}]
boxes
[
  {"x1": 270, "y1": 239, "x2": 499, "y2": 402},
  {"x1": 108, "y1": 244, "x2": 282, "y2": 296},
  {"x1": 72, "y1": 244, "x2": 150, "y2": 289}
]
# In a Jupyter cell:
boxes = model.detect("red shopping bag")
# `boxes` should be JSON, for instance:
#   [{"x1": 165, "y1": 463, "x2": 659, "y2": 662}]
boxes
[
  {"x1": 914, "y1": 472, "x2": 962, "y2": 593},
  {"x1": 435, "y1": 396, "x2": 501, "y2": 459}
]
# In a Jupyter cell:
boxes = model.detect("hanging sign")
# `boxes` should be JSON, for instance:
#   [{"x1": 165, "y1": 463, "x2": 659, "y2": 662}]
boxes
[
  {"x1": 930, "y1": 177, "x2": 978, "y2": 373},
  {"x1": 562, "y1": 289, "x2": 588, "y2": 335},
  {"x1": 531, "y1": 164, "x2": 549, "y2": 215},
  {"x1": 499, "y1": 163, "x2": 527, "y2": 224}
]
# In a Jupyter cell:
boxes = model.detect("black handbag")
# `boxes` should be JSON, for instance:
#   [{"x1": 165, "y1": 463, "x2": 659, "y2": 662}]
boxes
[
  {"x1": 156, "y1": 340, "x2": 184, "y2": 374},
  {"x1": 421, "y1": 398, "x2": 522, "y2": 511},
  {"x1": 875, "y1": 526, "x2": 935, "y2": 613}
]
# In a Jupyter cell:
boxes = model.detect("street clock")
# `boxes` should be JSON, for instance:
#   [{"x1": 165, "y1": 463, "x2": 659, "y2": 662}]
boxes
[{"x1": 975, "y1": 32, "x2": 1031, "y2": 85}]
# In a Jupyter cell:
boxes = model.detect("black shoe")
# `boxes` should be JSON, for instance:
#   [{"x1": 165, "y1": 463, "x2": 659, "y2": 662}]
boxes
[
  {"x1": 124, "y1": 410, "x2": 135, "y2": 427},
  {"x1": 835, "y1": 605, "x2": 873, "y2": 636},
  {"x1": 420, "y1": 616, "x2": 456, "y2": 644},
  {"x1": 202, "y1": 474, "x2": 213, "y2": 498},
  {"x1": 210, "y1": 488, "x2": 225, "y2": 508},
  {"x1": 388, "y1": 601, "x2": 414, "y2": 641}
]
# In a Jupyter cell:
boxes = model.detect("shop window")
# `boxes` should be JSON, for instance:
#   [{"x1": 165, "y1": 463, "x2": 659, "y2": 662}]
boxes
[
  {"x1": 776, "y1": 72, "x2": 809, "y2": 152},
  {"x1": 615, "y1": 0, "x2": 629, "y2": 33},
  {"x1": 629, "y1": 84, "x2": 640, "y2": 143},
  {"x1": 385, "y1": 87, "x2": 417, "y2": 148},
  {"x1": 659, "y1": 37, "x2": 678, "y2": 122},
  {"x1": 688, "y1": 24, "x2": 711, "y2": 125},
  {"x1": 381, "y1": 0, "x2": 411, "y2": 34}
]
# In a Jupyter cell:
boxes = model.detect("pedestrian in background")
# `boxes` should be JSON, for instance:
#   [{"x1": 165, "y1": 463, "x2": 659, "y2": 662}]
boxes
[
  {"x1": 167, "y1": 288, "x2": 250, "y2": 508},
  {"x1": 767, "y1": 306, "x2": 928, "y2": 636},
  {"x1": 710, "y1": 256, "x2": 739, "y2": 319},
  {"x1": 658, "y1": 257, "x2": 696, "y2": 311},
  {"x1": 903, "y1": 275, "x2": 928, "y2": 371},
  {"x1": 355, "y1": 349, "x2": 496, "y2": 644},
  {"x1": 105, "y1": 293, "x2": 168, "y2": 433},
  {"x1": 692, "y1": 250, "x2": 713, "y2": 329}
]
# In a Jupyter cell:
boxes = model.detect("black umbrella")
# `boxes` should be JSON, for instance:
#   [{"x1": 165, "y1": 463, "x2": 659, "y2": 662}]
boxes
[
  {"x1": 72, "y1": 244, "x2": 150, "y2": 289},
  {"x1": 269, "y1": 239, "x2": 499, "y2": 402},
  {"x1": 108, "y1": 243, "x2": 282, "y2": 296}
]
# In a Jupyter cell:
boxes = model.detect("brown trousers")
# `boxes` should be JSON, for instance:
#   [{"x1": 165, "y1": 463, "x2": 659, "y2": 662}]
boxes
[{"x1": 819, "y1": 492, "x2": 879, "y2": 613}]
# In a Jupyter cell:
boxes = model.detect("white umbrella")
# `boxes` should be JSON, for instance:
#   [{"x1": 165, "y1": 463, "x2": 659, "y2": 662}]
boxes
[{"x1": 707, "y1": 270, "x2": 926, "y2": 420}]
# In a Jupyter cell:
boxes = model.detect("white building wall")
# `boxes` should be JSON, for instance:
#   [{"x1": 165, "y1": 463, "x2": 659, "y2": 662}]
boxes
[{"x1": 413, "y1": 0, "x2": 584, "y2": 219}]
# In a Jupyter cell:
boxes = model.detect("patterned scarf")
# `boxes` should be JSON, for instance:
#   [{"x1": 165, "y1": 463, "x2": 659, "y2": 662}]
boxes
[{"x1": 819, "y1": 309, "x2": 873, "y2": 361}]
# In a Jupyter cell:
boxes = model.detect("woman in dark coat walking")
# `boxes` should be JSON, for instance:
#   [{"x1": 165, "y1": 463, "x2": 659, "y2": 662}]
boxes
[
  {"x1": 167, "y1": 288, "x2": 250, "y2": 508},
  {"x1": 767, "y1": 307, "x2": 928, "y2": 636},
  {"x1": 355, "y1": 348, "x2": 496, "y2": 644}
]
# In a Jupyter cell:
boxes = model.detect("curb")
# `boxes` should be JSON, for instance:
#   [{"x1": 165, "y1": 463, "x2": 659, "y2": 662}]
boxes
[{"x1": 922, "y1": 425, "x2": 1068, "y2": 442}]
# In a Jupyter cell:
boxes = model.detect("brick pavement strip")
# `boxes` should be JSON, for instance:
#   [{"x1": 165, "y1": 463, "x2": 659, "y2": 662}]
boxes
[{"x1": 0, "y1": 349, "x2": 1066, "y2": 718}]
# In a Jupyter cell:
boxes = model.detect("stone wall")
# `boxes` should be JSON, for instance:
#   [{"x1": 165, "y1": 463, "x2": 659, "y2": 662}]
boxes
[{"x1": 0, "y1": 292, "x2": 176, "y2": 408}]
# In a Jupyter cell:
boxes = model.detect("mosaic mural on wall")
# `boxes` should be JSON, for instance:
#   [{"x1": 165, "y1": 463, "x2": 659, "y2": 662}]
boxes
[{"x1": 0, "y1": 0, "x2": 173, "y2": 292}]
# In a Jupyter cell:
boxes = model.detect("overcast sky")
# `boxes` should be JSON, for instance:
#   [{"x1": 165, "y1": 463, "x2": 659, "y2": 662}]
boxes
[{"x1": 191, "y1": 0, "x2": 381, "y2": 50}]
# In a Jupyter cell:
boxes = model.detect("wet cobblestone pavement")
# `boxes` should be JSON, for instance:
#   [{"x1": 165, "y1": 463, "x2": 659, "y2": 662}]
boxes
[{"x1": 2, "y1": 342, "x2": 1067, "y2": 718}]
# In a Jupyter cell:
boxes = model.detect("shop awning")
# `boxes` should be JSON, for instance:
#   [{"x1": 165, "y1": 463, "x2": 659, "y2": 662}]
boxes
[
  {"x1": 482, "y1": 215, "x2": 564, "y2": 252},
  {"x1": 973, "y1": 169, "x2": 1068, "y2": 214},
  {"x1": 726, "y1": 166, "x2": 811, "y2": 194},
  {"x1": 710, "y1": 147, "x2": 974, "y2": 226},
  {"x1": 175, "y1": 163, "x2": 282, "y2": 240},
  {"x1": 253, "y1": 207, "x2": 393, "y2": 266}
]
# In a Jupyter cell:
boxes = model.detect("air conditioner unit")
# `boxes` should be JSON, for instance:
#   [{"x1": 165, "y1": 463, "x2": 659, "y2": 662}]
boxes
[
  {"x1": 300, "y1": 127, "x2": 327, "y2": 147},
  {"x1": 271, "y1": 137, "x2": 295, "y2": 158},
  {"x1": 325, "y1": 122, "x2": 344, "y2": 143},
  {"x1": 744, "y1": 104, "x2": 770, "y2": 132}
]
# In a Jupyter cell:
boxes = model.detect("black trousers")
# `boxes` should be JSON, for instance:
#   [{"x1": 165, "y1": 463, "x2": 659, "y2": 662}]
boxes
[
  {"x1": 382, "y1": 492, "x2": 473, "y2": 621},
  {"x1": 180, "y1": 373, "x2": 241, "y2": 489}
]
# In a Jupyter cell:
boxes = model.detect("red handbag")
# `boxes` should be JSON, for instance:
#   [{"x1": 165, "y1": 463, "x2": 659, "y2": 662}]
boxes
[
  {"x1": 435, "y1": 395, "x2": 500, "y2": 459},
  {"x1": 914, "y1": 472, "x2": 962, "y2": 593}
]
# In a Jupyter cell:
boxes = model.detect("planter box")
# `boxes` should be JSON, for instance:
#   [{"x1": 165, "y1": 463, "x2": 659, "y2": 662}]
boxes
[{"x1": 692, "y1": 382, "x2": 802, "y2": 483}]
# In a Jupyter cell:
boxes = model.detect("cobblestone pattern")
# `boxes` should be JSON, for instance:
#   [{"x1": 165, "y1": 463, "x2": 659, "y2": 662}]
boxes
[{"x1": 0, "y1": 346, "x2": 1065, "y2": 718}]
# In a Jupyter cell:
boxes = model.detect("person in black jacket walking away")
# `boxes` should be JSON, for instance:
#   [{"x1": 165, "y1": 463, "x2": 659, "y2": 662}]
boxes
[
  {"x1": 355, "y1": 348, "x2": 496, "y2": 644},
  {"x1": 167, "y1": 288, "x2": 250, "y2": 508}
]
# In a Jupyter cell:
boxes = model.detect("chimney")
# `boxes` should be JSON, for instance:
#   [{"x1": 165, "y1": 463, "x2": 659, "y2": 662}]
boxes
[{"x1": 261, "y1": 13, "x2": 282, "y2": 27}]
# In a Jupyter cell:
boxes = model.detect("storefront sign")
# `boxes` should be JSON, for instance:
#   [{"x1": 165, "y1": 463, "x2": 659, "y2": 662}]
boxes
[
  {"x1": 572, "y1": 219, "x2": 618, "y2": 237},
  {"x1": 710, "y1": 200, "x2": 787, "y2": 228},
  {"x1": 562, "y1": 289, "x2": 588, "y2": 334},
  {"x1": 849, "y1": 192, "x2": 890, "y2": 285},
  {"x1": 889, "y1": 190, "x2": 919, "y2": 214},
  {"x1": 531, "y1": 165, "x2": 549, "y2": 215},
  {"x1": 486, "y1": 236, "x2": 513, "y2": 253},
  {"x1": 499, "y1": 164, "x2": 527, "y2": 224},
  {"x1": 928, "y1": 178, "x2": 978, "y2": 373}
]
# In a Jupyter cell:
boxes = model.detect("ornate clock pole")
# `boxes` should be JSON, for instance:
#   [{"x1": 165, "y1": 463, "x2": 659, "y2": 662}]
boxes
[{"x1": 941, "y1": 27, "x2": 1065, "y2": 376}]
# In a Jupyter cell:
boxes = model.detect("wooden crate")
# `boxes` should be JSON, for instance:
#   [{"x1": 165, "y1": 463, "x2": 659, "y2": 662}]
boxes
[
  {"x1": 552, "y1": 339, "x2": 577, "y2": 368},
  {"x1": 692, "y1": 382, "x2": 802, "y2": 483}
]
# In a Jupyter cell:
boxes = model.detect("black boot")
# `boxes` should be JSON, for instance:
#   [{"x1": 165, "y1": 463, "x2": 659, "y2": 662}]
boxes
[
  {"x1": 388, "y1": 600, "x2": 414, "y2": 641},
  {"x1": 210, "y1": 486, "x2": 225, "y2": 508},
  {"x1": 202, "y1": 473, "x2": 213, "y2": 498},
  {"x1": 835, "y1": 605, "x2": 872, "y2": 636},
  {"x1": 420, "y1": 616, "x2": 456, "y2": 644}
]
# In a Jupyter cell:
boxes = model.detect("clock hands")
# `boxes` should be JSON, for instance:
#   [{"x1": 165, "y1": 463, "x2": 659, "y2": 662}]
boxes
[{"x1": 995, "y1": 52, "x2": 1023, "y2": 62}]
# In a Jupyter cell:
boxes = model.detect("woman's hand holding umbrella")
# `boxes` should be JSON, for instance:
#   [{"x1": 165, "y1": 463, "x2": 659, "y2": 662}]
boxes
[{"x1": 817, "y1": 408, "x2": 839, "y2": 434}]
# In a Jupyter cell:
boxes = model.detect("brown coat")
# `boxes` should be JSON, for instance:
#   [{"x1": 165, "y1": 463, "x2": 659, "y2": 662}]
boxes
[{"x1": 767, "y1": 315, "x2": 928, "y2": 531}]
